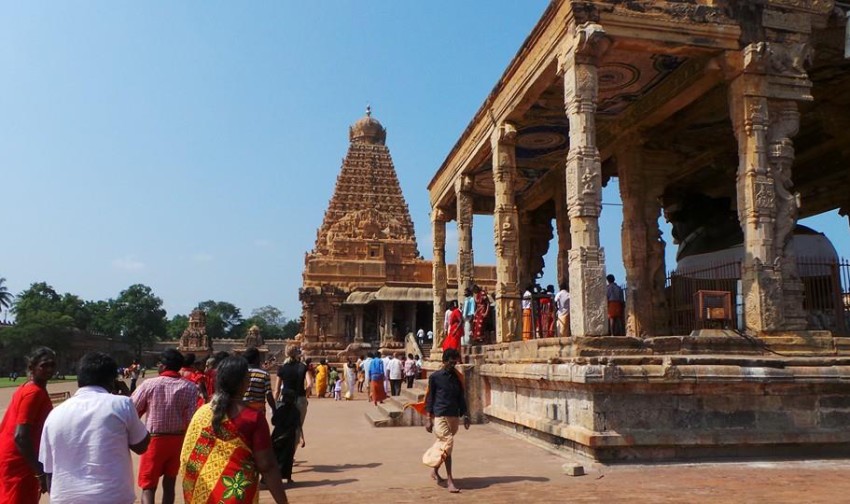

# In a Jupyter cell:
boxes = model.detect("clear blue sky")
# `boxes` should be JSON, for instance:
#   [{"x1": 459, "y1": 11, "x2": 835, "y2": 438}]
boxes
[{"x1": 2, "y1": 2, "x2": 847, "y2": 323}]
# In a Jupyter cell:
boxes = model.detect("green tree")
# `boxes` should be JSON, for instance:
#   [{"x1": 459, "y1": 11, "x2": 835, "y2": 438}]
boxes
[
  {"x1": 281, "y1": 319, "x2": 300, "y2": 340},
  {"x1": 84, "y1": 299, "x2": 118, "y2": 336},
  {"x1": 3, "y1": 282, "x2": 76, "y2": 358},
  {"x1": 241, "y1": 305, "x2": 286, "y2": 340},
  {"x1": 197, "y1": 300, "x2": 243, "y2": 339},
  {"x1": 167, "y1": 314, "x2": 189, "y2": 340},
  {"x1": 11, "y1": 282, "x2": 62, "y2": 321},
  {"x1": 115, "y1": 284, "x2": 167, "y2": 357}
]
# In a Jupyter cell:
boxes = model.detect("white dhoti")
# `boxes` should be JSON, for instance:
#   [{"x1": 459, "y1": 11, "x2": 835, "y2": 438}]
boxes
[{"x1": 422, "y1": 416, "x2": 460, "y2": 467}]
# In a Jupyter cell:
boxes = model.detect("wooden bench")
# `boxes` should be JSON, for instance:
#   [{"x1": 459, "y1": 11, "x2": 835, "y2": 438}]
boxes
[{"x1": 48, "y1": 391, "x2": 70, "y2": 405}]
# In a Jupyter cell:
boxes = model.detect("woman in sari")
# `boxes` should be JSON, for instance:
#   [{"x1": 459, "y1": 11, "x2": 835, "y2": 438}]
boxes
[
  {"x1": 441, "y1": 301, "x2": 463, "y2": 352},
  {"x1": 304, "y1": 359, "x2": 314, "y2": 398},
  {"x1": 344, "y1": 358, "x2": 357, "y2": 400},
  {"x1": 0, "y1": 347, "x2": 56, "y2": 503},
  {"x1": 180, "y1": 356, "x2": 288, "y2": 504},
  {"x1": 315, "y1": 359, "x2": 328, "y2": 398},
  {"x1": 471, "y1": 285, "x2": 490, "y2": 343}
]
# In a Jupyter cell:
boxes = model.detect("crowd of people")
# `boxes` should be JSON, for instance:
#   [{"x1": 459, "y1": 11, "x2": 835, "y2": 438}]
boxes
[
  {"x1": 0, "y1": 346, "x2": 291, "y2": 504},
  {"x1": 0, "y1": 336, "x2": 478, "y2": 502}
]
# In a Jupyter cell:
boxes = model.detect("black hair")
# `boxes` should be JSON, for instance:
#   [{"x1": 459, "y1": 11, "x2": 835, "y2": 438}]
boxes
[
  {"x1": 184, "y1": 353, "x2": 196, "y2": 367},
  {"x1": 464, "y1": 287, "x2": 473, "y2": 297},
  {"x1": 408, "y1": 353, "x2": 414, "y2": 359},
  {"x1": 559, "y1": 282, "x2": 568, "y2": 291},
  {"x1": 78, "y1": 352, "x2": 118, "y2": 389},
  {"x1": 213, "y1": 351, "x2": 230, "y2": 365},
  {"x1": 442, "y1": 348, "x2": 461, "y2": 363},
  {"x1": 211, "y1": 356, "x2": 249, "y2": 435},
  {"x1": 607, "y1": 274, "x2": 615, "y2": 283},
  {"x1": 27, "y1": 347, "x2": 56, "y2": 372},
  {"x1": 243, "y1": 347, "x2": 260, "y2": 366},
  {"x1": 160, "y1": 348, "x2": 185, "y2": 372}
]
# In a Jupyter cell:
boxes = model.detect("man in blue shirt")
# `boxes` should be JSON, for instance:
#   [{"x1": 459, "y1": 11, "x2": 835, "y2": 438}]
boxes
[{"x1": 423, "y1": 348, "x2": 469, "y2": 493}]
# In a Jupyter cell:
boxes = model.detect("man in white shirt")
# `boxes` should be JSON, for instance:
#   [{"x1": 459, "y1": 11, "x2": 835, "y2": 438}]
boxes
[
  {"x1": 361, "y1": 353, "x2": 373, "y2": 401},
  {"x1": 40, "y1": 352, "x2": 150, "y2": 504},
  {"x1": 385, "y1": 353, "x2": 404, "y2": 396},
  {"x1": 554, "y1": 282, "x2": 571, "y2": 338},
  {"x1": 382, "y1": 353, "x2": 392, "y2": 394}
]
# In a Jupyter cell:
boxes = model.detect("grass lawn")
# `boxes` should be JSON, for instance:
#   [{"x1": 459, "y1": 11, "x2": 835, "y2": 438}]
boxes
[{"x1": 0, "y1": 376, "x2": 77, "y2": 389}]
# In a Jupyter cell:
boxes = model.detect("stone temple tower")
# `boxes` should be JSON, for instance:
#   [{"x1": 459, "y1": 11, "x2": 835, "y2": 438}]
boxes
[{"x1": 299, "y1": 107, "x2": 431, "y2": 359}]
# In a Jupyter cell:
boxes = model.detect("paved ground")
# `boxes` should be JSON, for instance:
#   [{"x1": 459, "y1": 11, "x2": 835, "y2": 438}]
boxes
[{"x1": 3, "y1": 379, "x2": 850, "y2": 503}]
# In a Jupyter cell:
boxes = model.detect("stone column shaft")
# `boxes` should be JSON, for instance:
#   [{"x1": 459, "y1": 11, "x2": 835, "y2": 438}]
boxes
[
  {"x1": 456, "y1": 175, "x2": 475, "y2": 304},
  {"x1": 559, "y1": 24, "x2": 610, "y2": 337},
  {"x1": 431, "y1": 210, "x2": 449, "y2": 352},
  {"x1": 354, "y1": 306, "x2": 364, "y2": 342},
  {"x1": 617, "y1": 145, "x2": 669, "y2": 337},
  {"x1": 729, "y1": 42, "x2": 808, "y2": 333},
  {"x1": 491, "y1": 123, "x2": 521, "y2": 343},
  {"x1": 554, "y1": 172, "x2": 572, "y2": 290},
  {"x1": 381, "y1": 301, "x2": 394, "y2": 345}
]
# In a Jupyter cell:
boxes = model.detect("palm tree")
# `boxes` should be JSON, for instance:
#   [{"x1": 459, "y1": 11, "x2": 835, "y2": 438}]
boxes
[{"x1": 0, "y1": 277, "x2": 13, "y2": 322}]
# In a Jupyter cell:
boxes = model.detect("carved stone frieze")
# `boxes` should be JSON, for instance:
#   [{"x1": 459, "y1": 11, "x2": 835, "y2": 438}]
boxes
[{"x1": 568, "y1": 247, "x2": 608, "y2": 336}]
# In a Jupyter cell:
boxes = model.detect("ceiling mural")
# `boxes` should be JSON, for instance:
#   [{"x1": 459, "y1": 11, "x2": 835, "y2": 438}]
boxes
[{"x1": 597, "y1": 52, "x2": 686, "y2": 115}]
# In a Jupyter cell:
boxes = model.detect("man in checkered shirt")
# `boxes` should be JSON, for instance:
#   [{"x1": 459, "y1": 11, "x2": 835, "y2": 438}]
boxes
[{"x1": 131, "y1": 349, "x2": 198, "y2": 504}]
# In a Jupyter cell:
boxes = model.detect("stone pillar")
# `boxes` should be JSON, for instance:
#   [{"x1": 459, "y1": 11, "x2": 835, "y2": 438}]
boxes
[
  {"x1": 558, "y1": 23, "x2": 610, "y2": 337},
  {"x1": 301, "y1": 302, "x2": 315, "y2": 344},
  {"x1": 728, "y1": 42, "x2": 809, "y2": 333},
  {"x1": 491, "y1": 123, "x2": 521, "y2": 343},
  {"x1": 456, "y1": 175, "x2": 475, "y2": 304},
  {"x1": 517, "y1": 211, "x2": 533, "y2": 292},
  {"x1": 554, "y1": 171, "x2": 572, "y2": 290},
  {"x1": 381, "y1": 302, "x2": 394, "y2": 345},
  {"x1": 405, "y1": 303, "x2": 417, "y2": 338},
  {"x1": 431, "y1": 209, "x2": 449, "y2": 353},
  {"x1": 617, "y1": 144, "x2": 669, "y2": 337},
  {"x1": 354, "y1": 305, "x2": 364, "y2": 342}
]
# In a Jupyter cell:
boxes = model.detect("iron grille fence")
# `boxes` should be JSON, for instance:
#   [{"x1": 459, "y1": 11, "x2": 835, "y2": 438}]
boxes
[{"x1": 665, "y1": 256, "x2": 850, "y2": 336}]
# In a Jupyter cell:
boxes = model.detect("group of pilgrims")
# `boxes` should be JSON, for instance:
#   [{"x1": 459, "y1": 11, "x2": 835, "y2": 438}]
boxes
[
  {"x1": 0, "y1": 345, "x2": 302, "y2": 504},
  {"x1": 441, "y1": 274, "x2": 626, "y2": 352}
]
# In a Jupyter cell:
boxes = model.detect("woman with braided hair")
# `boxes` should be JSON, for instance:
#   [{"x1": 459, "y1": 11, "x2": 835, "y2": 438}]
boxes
[{"x1": 180, "y1": 356, "x2": 288, "y2": 503}]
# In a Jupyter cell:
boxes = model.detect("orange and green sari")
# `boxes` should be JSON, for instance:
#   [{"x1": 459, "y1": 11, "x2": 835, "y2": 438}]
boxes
[{"x1": 180, "y1": 404, "x2": 259, "y2": 504}]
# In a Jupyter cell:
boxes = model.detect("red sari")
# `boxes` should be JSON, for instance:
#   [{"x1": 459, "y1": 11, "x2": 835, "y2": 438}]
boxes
[
  {"x1": 472, "y1": 289, "x2": 490, "y2": 343},
  {"x1": 0, "y1": 382, "x2": 52, "y2": 503},
  {"x1": 442, "y1": 308, "x2": 463, "y2": 351}
]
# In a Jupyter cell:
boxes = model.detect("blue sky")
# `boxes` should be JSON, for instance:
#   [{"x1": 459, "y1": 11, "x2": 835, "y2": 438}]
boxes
[{"x1": 2, "y1": 2, "x2": 847, "y2": 323}]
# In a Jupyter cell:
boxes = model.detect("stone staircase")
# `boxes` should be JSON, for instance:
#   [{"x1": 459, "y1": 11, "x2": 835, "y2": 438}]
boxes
[{"x1": 364, "y1": 378, "x2": 429, "y2": 428}]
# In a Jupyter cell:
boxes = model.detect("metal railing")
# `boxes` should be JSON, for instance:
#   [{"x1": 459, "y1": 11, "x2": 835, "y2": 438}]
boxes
[{"x1": 665, "y1": 256, "x2": 850, "y2": 335}]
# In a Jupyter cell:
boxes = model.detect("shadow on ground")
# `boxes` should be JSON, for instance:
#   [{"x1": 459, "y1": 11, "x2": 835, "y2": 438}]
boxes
[
  {"x1": 452, "y1": 475, "x2": 550, "y2": 490},
  {"x1": 288, "y1": 478, "x2": 359, "y2": 489},
  {"x1": 298, "y1": 462, "x2": 382, "y2": 473}
]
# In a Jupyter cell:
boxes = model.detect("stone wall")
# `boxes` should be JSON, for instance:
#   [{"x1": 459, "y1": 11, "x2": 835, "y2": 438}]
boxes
[{"x1": 469, "y1": 337, "x2": 850, "y2": 461}]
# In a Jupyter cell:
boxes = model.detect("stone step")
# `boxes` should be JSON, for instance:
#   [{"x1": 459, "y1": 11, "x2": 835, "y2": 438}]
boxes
[
  {"x1": 377, "y1": 399, "x2": 404, "y2": 419},
  {"x1": 364, "y1": 409, "x2": 391, "y2": 428},
  {"x1": 400, "y1": 387, "x2": 425, "y2": 403}
]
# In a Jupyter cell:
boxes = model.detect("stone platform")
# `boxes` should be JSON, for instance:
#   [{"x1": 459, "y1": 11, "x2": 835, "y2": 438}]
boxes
[{"x1": 463, "y1": 333, "x2": 850, "y2": 461}]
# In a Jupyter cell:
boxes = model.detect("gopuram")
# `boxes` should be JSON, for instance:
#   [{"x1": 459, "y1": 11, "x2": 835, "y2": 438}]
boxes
[
  {"x1": 299, "y1": 108, "x2": 496, "y2": 361},
  {"x1": 178, "y1": 308, "x2": 213, "y2": 357},
  {"x1": 428, "y1": 0, "x2": 850, "y2": 460}
]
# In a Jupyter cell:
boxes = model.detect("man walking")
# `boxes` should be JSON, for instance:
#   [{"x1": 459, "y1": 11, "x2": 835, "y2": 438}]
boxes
[
  {"x1": 555, "y1": 282, "x2": 570, "y2": 338},
  {"x1": 386, "y1": 353, "x2": 403, "y2": 396},
  {"x1": 423, "y1": 348, "x2": 469, "y2": 494},
  {"x1": 131, "y1": 349, "x2": 198, "y2": 504},
  {"x1": 243, "y1": 347, "x2": 276, "y2": 413},
  {"x1": 606, "y1": 274, "x2": 625, "y2": 336},
  {"x1": 40, "y1": 352, "x2": 150, "y2": 504}
]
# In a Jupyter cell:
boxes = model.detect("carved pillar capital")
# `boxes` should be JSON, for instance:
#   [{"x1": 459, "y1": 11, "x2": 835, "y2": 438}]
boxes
[
  {"x1": 491, "y1": 122, "x2": 518, "y2": 145},
  {"x1": 557, "y1": 22, "x2": 611, "y2": 74}
]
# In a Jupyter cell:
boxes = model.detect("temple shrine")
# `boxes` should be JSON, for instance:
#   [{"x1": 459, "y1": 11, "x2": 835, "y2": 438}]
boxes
[
  {"x1": 299, "y1": 108, "x2": 496, "y2": 361},
  {"x1": 426, "y1": 0, "x2": 850, "y2": 460},
  {"x1": 177, "y1": 308, "x2": 212, "y2": 357}
]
